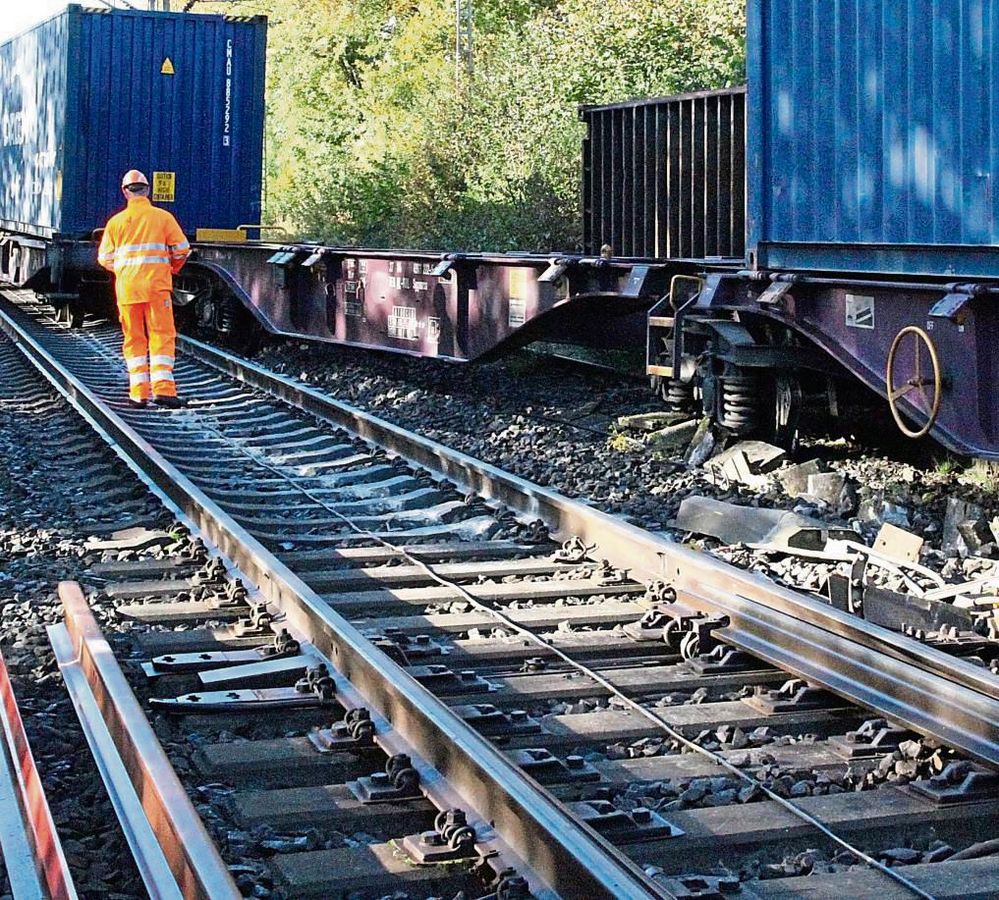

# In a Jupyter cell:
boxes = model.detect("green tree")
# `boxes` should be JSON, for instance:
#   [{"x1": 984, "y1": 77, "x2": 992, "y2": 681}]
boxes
[{"x1": 217, "y1": 0, "x2": 746, "y2": 250}]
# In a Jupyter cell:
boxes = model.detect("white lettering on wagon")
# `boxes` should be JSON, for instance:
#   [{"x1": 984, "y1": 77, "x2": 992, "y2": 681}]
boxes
[
  {"x1": 0, "y1": 110, "x2": 23, "y2": 148},
  {"x1": 223, "y1": 39, "x2": 233, "y2": 147},
  {"x1": 508, "y1": 297, "x2": 527, "y2": 328},
  {"x1": 388, "y1": 306, "x2": 419, "y2": 340}
]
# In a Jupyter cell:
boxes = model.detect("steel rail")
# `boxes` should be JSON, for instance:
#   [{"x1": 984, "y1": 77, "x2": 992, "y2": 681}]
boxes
[
  {"x1": 0, "y1": 299, "x2": 668, "y2": 898},
  {"x1": 177, "y1": 333, "x2": 999, "y2": 769},
  {"x1": 48, "y1": 583, "x2": 240, "y2": 900},
  {"x1": 0, "y1": 648, "x2": 78, "y2": 900}
]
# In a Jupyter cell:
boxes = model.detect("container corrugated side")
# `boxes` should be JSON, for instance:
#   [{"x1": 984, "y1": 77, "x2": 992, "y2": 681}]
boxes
[
  {"x1": 65, "y1": 7, "x2": 266, "y2": 237},
  {"x1": 0, "y1": 12, "x2": 70, "y2": 237},
  {"x1": 581, "y1": 88, "x2": 746, "y2": 260},
  {"x1": 748, "y1": 0, "x2": 999, "y2": 276},
  {"x1": 0, "y1": 6, "x2": 266, "y2": 240}
]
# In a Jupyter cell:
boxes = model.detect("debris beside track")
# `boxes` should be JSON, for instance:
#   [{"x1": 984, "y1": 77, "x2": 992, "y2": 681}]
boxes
[{"x1": 252, "y1": 340, "x2": 999, "y2": 659}]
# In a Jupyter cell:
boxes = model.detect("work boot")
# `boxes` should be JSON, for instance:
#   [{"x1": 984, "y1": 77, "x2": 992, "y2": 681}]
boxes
[
  {"x1": 153, "y1": 395, "x2": 188, "y2": 409},
  {"x1": 127, "y1": 398, "x2": 149, "y2": 409}
]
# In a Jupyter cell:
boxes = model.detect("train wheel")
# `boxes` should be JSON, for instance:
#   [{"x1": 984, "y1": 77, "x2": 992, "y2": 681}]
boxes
[
  {"x1": 184, "y1": 289, "x2": 261, "y2": 356},
  {"x1": 772, "y1": 373, "x2": 802, "y2": 450},
  {"x1": 886, "y1": 326, "x2": 941, "y2": 439}
]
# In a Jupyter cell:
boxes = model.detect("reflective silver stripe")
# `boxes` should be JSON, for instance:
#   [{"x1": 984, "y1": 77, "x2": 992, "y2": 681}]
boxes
[
  {"x1": 169, "y1": 240, "x2": 190, "y2": 251},
  {"x1": 115, "y1": 256, "x2": 171, "y2": 269},
  {"x1": 99, "y1": 253, "x2": 115, "y2": 262},
  {"x1": 117, "y1": 242, "x2": 169, "y2": 254},
  {"x1": 149, "y1": 355, "x2": 174, "y2": 367},
  {"x1": 151, "y1": 371, "x2": 175, "y2": 383},
  {"x1": 125, "y1": 357, "x2": 148, "y2": 371},
  {"x1": 129, "y1": 372, "x2": 151, "y2": 384}
]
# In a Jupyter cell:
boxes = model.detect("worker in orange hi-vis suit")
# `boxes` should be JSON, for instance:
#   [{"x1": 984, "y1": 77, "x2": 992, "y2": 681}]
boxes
[{"x1": 97, "y1": 169, "x2": 191, "y2": 408}]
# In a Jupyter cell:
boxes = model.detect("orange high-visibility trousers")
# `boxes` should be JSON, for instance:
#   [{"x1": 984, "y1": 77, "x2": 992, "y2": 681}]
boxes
[{"x1": 118, "y1": 296, "x2": 178, "y2": 401}]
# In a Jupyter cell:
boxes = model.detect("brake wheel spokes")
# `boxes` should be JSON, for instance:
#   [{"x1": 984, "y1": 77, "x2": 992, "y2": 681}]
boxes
[{"x1": 886, "y1": 326, "x2": 942, "y2": 439}]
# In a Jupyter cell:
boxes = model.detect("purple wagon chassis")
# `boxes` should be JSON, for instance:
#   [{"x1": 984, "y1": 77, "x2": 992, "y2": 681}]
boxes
[
  {"x1": 692, "y1": 270, "x2": 998, "y2": 459},
  {"x1": 182, "y1": 242, "x2": 716, "y2": 361},
  {"x1": 4, "y1": 235, "x2": 998, "y2": 459}
]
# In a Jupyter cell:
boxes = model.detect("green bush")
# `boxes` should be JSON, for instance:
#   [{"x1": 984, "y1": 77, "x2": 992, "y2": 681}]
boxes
[{"x1": 220, "y1": 0, "x2": 745, "y2": 250}]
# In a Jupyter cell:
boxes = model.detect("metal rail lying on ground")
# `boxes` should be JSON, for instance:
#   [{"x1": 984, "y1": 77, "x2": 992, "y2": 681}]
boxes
[
  {"x1": 0, "y1": 647, "x2": 77, "y2": 900},
  {"x1": 48, "y1": 582, "x2": 240, "y2": 900},
  {"x1": 177, "y1": 333, "x2": 999, "y2": 770},
  {"x1": 0, "y1": 296, "x2": 667, "y2": 900}
]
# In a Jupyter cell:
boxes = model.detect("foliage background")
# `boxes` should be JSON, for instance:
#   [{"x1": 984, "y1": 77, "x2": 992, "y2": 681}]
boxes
[{"x1": 214, "y1": 0, "x2": 745, "y2": 250}]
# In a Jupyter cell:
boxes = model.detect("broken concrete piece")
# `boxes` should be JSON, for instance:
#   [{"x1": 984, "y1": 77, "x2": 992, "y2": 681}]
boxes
[
  {"x1": 957, "y1": 520, "x2": 994, "y2": 556},
  {"x1": 704, "y1": 441, "x2": 788, "y2": 489},
  {"x1": 704, "y1": 449, "x2": 768, "y2": 491},
  {"x1": 645, "y1": 419, "x2": 699, "y2": 454},
  {"x1": 805, "y1": 472, "x2": 846, "y2": 506},
  {"x1": 800, "y1": 471, "x2": 857, "y2": 517},
  {"x1": 857, "y1": 492, "x2": 912, "y2": 528},
  {"x1": 675, "y1": 496, "x2": 854, "y2": 551},
  {"x1": 709, "y1": 441, "x2": 787, "y2": 475},
  {"x1": 943, "y1": 498, "x2": 989, "y2": 556},
  {"x1": 872, "y1": 523, "x2": 924, "y2": 564},
  {"x1": 616, "y1": 411, "x2": 690, "y2": 432},
  {"x1": 776, "y1": 459, "x2": 826, "y2": 496}
]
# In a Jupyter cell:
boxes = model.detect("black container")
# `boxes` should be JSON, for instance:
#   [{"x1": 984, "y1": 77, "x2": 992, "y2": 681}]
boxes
[{"x1": 580, "y1": 87, "x2": 745, "y2": 260}]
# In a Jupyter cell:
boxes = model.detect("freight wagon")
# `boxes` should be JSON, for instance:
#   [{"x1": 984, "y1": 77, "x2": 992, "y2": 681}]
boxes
[
  {"x1": 647, "y1": 0, "x2": 999, "y2": 458},
  {"x1": 0, "y1": 4, "x2": 266, "y2": 320},
  {"x1": 0, "y1": 6, "x2": 725, "y2": 360}
]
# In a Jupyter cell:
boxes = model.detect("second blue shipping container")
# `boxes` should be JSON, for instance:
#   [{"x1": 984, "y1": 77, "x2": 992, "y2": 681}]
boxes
[
  {"x1": 748, "y1": 0, "x2": 999, "y2": 277},
  {"x1": 0, "y1": 4, "x2": 266, "y2": 239}
]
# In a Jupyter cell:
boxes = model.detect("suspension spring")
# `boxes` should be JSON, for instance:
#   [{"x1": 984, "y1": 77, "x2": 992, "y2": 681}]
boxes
[
  {"x1": 665, "y1": 380, "x2": 694, "y2": 412},
  {"x1": 216, "y1": 294, "x2": 239, "y2": 334},
  {"x1": 718, "y1": 373, "x2": 761, "y2": 434}
]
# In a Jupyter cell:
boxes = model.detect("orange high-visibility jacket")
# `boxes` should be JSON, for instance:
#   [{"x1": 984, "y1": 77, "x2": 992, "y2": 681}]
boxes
[{"x1": 97, "y1": 196, "x2": 191, "y2": 305}]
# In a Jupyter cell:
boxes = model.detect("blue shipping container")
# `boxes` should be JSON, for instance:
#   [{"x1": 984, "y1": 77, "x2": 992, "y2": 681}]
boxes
[
  {"x1": 748, "y1": 0, "x2": 999, "y2": 276},
  {"x1": 0, "y1": 5, "x2": 266, "y2": 239}
]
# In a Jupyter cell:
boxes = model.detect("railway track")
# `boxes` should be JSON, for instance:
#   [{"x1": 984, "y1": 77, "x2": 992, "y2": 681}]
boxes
[{"x1": 0, "y1": 287, "x2": 998, "y2": 899}]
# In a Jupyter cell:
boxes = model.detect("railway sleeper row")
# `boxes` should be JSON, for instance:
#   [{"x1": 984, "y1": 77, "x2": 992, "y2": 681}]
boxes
[{"x1": 0, "y1": 289, "x2": 998, "y2": 898}]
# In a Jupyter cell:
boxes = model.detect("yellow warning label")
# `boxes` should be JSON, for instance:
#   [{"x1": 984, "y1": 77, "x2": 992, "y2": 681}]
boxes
[
  {"x1": 508, "y1": 267, "x2": 530, "y2": 300},
  {"x1": 152, "y1": 171, "x2": 176, "y2": 203},
  {"x1": 161, "y1": 57, "x2": 175, "y2": 75}
]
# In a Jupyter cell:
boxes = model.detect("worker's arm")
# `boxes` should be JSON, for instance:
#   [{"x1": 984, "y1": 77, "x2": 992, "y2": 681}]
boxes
[
  {"x1": 97, "y1": 223, "x2": 117, "y2": 272},
  {"x1": 166, "y1": 216, "x2": 191, "y2": 274}
]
